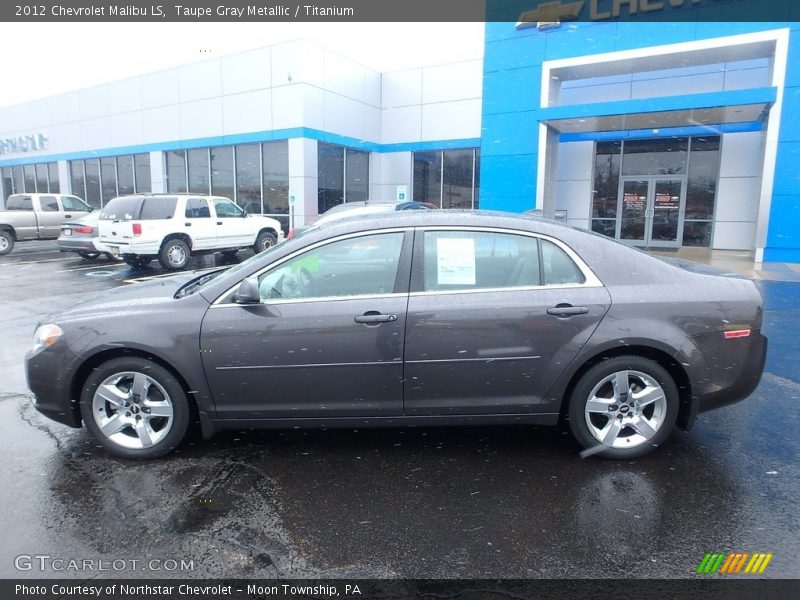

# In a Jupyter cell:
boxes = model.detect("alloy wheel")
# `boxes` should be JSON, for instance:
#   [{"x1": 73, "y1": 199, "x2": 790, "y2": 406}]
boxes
[
  {"x1": 583, "y1": 370, "x2": 667, "y2": 449},
  {"x1": 91, "y1": 371, "x2": 174, "y2": 449}
]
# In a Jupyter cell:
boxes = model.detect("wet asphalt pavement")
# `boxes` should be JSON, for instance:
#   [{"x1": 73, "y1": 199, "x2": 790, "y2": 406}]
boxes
[{"x1": 0, "y1": 241, "x2": 798, "y2": 579}]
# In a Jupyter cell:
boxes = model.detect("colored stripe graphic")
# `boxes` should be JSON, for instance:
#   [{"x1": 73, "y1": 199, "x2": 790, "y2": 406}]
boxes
[{"x1": 697, "y1": 552, "x2": 773, "y2": 575}]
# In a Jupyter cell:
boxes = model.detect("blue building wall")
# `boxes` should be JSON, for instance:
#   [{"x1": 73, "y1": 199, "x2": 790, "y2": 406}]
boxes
[{"x1": 479, "y1": 21, "x2": 800, "y2": 261}]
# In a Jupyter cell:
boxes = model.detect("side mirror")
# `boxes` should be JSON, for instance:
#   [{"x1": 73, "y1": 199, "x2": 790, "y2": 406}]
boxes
[{"x1": 233, "y1": 276, "x2": 260, "y2": 304}]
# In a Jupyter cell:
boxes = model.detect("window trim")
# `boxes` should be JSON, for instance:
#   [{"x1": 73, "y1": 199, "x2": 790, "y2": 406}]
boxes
[
  {"x1": 408, "y1": 226, "x2": 603, "y2": 295},
  {"x1": 211, "y1": 228, "x2": 413, "y2": 307}
]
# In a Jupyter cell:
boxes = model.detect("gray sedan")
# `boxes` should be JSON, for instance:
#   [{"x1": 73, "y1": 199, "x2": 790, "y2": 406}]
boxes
[
  {"x1": 26, "y1": 211, "x2": 766, "y2": 459},
  {"x1": 57, "y1": 210, "x2": 120, "y2": 261}
]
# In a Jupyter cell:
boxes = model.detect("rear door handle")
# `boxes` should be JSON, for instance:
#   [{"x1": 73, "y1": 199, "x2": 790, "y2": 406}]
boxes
[
  {"x1": 217, "y1": 221, "x2": 223, "y2": 225},
  {"x1": 64, "y1": 215, "x2": 72, "y2": 219},
  {"x1": 185, "y1": 222, "x2": 192, "y2": 226},
  {"x1": 354, "y1": 312, "x2": 398, "y2": 324},
  {"x1": 547, "y1": 304, "x2": 589, "y2": 317}
]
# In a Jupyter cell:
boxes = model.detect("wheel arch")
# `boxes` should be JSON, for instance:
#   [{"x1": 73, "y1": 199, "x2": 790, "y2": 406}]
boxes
[
  {"x1": 70, "y1": 347, "x2": 199, "y2": 429},
  {"x1": 558, "y1": 344, "x2": 695, "y2": 431},
  {"x1": 160, "y1": 232, "x2": 193, "y2": 251},
  {"x1": 0, "y1": 224, "x2": 17, "y2": 239}
]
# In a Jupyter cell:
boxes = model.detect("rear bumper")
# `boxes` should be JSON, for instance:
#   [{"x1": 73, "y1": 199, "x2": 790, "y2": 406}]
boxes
[
  {"x1": 94, "y1": 239, "x2": 160, "y2": 255},
  {"x1": 695, "y1": 330, "x2": 767, "y2": 415},
  {"x1": 58, "y1": 238, "x2": 97, "y2": 253}
]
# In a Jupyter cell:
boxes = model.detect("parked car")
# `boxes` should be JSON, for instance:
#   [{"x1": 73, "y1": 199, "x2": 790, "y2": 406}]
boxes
[
  {"x1": 289, "y1": 200, "x2": 435, "y2": 238},
  {"x1": 0, "y1": 193, "x2": 93, "y2": 255},
  {"x1": 94, "y1": 194, "x2": 284, "y2": 270},
  {"x1": 57, "y1": 210, "x2": 120, "y2": 261},
  {"x1": 27, "y1": 211, "x2": 766, "y2": 459}
]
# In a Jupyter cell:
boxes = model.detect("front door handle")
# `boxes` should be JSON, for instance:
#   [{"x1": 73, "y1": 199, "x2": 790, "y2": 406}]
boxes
[
  {"x1": 64, "y1": 215, "x2": 72, "y2": 219},
  {"x1": 217, "y1": 221, "x2": 223, "y2": 225},
  {"x1": 354, "y1": 312, "x2": 398, "y2": 324},
  {"x1": 547, "y1": 304, "x2": 589, "y2": 317}
]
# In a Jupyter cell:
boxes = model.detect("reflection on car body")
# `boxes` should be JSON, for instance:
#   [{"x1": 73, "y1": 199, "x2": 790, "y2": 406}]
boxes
[{"x1": 26, "y1": 211, "x2": 766, "y2": 460}]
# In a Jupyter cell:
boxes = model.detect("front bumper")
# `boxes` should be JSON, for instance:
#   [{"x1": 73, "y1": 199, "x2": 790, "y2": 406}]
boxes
[{"x1": 26, "y1": 346, "x2": 81, "y2": 428}]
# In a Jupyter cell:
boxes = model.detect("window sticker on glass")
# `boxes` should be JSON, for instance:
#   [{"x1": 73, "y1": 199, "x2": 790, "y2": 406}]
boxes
[{"x1": 437, "y1": 237, "x2": 476, "y2": 285}]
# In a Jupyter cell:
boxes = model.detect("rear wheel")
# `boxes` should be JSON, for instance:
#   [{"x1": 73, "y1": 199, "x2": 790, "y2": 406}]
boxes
[
  {"x1": 78, "y1": 251, "x2": 101, "y2": 260},
  {"x1": 123, "y1": 256, "x2": 151, "y2": 269},
  {"x1": 80, "y1": 357, "x2": 190, "y2": 459},
  {"x1": 253, "y1": 231, "x2": 277, "y2": 254},
  {"x1": 159, "y1": 238, "x2": 190, "y2": 270},
  {"x1": 0, "y1": 230, "x2": 14, "y2": 255},
  {"x1": 568, "y1": 355, "x2": 678, "y2": 459}
]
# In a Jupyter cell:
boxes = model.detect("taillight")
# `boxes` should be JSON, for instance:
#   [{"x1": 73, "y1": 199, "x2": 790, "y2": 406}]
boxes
[
  {"x1": 287, "y1": 230, "x2": 295, "y2": 239},
  {"x1": 724, "y1": 329, "x2": 751, "y2": 340},
  {"x1": 74, "y1": 226, "x2": 94, "y2": 234},
  {"x1": 132, "y1": 223, "x2": 142, "y2": 236}
]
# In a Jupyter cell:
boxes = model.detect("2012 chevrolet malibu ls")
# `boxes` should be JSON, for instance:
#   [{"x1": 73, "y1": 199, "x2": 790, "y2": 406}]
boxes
[{"x1": 26, "y1": 211, "x2": 767, "y2": 459}]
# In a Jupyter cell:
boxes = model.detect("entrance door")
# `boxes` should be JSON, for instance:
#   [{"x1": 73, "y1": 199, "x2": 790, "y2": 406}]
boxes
[{"x1": 618, "y1": 177, "x2": 686, "y2": 248}]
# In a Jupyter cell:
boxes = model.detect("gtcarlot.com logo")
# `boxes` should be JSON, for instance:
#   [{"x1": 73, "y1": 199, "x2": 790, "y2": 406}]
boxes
[{"x1": 696, "y1": 552, "x2": 774, "y2": 575}]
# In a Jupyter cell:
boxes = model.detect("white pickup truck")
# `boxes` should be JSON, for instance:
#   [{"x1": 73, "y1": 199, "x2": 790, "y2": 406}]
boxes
[
  {"x1": 95, "y1": 193, "x2": 284, "y2": 270},
  {"x1": 0, "y1": 193, "x2": 93, "y2": 254}
]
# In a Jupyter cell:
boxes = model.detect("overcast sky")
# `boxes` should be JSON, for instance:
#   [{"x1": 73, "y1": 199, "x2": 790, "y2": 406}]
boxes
[{"x1": 0, "y1": 22, "x2": 484, "y2": 108}]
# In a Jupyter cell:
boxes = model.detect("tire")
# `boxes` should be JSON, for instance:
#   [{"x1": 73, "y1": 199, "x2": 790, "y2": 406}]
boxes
[
  {"x1": 253, "y1": 231, "x2": 277, "y2": 254},
  {"x1": 104, "y1": 252, "x2": 123, "y2": 262},
  {"x1": 79, "y1": 357, "x2": 190, "y2": 459},
  {"x1": 221, "y1": 249, "x2": 238, "y2": 257},
  {"x1": 78, "y1": 251, "x2": 101, "y2": 260},
  {"x1": 0, "y1": 230, "x2": 14, "y2": 255},
  {"x1": 159, "y1": 238, "x2": 190, "y2": 270},
  {"x1": 123, "y1": 256, "x2": 151, "y2": 269},
  {"x1": 567, "y1": 355, "x2": 678, "y2": 459}
]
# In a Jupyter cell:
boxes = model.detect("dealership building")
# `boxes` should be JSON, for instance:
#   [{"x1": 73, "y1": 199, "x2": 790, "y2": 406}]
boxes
[{"x1": 1, "y1": 20, "x2": 800, "y2": 261}]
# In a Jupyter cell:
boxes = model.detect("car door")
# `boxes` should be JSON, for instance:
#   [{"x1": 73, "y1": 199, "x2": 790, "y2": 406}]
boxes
[
  {"x1": 35, "y1": 195, "x2": 65, "y2": 238},
  {"x1": 61, "y1": 195, "x2": 92, "y2": 222},
  {"x1": 183, "y1": 197, "x2": 217, "y2": 250},
  {"x1": 200, "y1": 229, "x2": 412, "y2": 419},
  {"x1": 403, "y1": 228, "x2": 611, "y2": 416},
  {"x1": 211, "y1": 197, "x2": 252, "y2": 247}
]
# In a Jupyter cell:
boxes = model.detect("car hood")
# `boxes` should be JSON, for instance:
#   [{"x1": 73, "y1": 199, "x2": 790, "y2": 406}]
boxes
[{"x1": 47, "y1": 272, "x2": 210, "y2": 323}]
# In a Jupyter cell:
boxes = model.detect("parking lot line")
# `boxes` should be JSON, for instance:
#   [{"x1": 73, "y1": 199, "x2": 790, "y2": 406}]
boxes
[
  {"x1": 124, "y1": 266, "x2": 221, "y2": 284},
  {"x1": 56, "y1": 263, "x2": 128, "y2": 273},
  {"x1": 0, "y1": 256, "x2": 74, "y2": 266}
]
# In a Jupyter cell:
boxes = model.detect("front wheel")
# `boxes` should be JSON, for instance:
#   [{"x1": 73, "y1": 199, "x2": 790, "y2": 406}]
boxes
[
  {"x1": 80, "y1": 357, "x2": 190, "y2": 459},
  {"x1": 568, "y1": 355, "x2": 678, "y2": 459},
  {"x1": 159, "y1": 238, "x2": 190, "y2": 270},
  {"x1": 253, "y1": 231, "x2": 277, "y2": 254},
  {"x1": 0, "y1": 230, "x2": 14, "y2": 255}
]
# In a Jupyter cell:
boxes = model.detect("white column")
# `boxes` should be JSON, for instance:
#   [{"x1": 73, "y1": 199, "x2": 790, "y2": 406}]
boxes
[
  {"x1": 57, "y1": 161, "x2": 71, "y2": 195},
  {"x1": 149, "y1": 151, "x2": 166, "y2": 193},
  {"x1": 288, "y1": 137, "x2": 318, "y2": 227}
]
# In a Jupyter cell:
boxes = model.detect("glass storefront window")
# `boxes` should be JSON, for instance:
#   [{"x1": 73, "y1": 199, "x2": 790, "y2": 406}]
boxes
[
  {"x1": 23, "y1": 165, "x2": 36, "y2": 192},
  {"x1": 345, "y1": 149, "x2": 369, "y2": 203},
  {"x1": 443, "y1": 149, "x2": 475, "y2": 209},
  {"x1": 210, "y1": 146, "x2": 234, "y2": 200},
  {"x1": 187, "y1": 148, "x2": 210, "y2": 194},
  {"x1": 70, "y1": 161, "x2": 85, "y2": 201},
  {"x1": 318, "y1": 143, "x2": 345, "y2": 214},
  {"x1": 413, "y1": 151, "x2": 441, "y2": 205},
  {"x1": 134, "y1": 154, "x2": 151, "y2": 192},
  {"x1": 100, "y1": 157, "x2": 117, "y2": 202},
  {"x1": 262, "y1": 141, "x2": 289, "y2": 226},
  {"x1": 84, "y1": 160, "x2": 101, "y2": 208},
  {"x1": 235, "y1": 144, "x2": 261, "y2": 212},
  {"x1": 117, "y1": 155, "x2": 135, "y2": 196},
  {"x1": 47, "y1": 162, "x2": 60, "y2": 193},
  {"x1": 592, "y1": 141, "x2": 621, "y2": 236},
  {"x1": 621, "y1": 138, "x2": 688, "y2": 176},
  {"x1": 1, "y1": 168, "x2": 12, "y2": 204},
  {"x1": 35, "y1": 163, "x2": 49, "y2": 192},
  {"x1": 12, "y1": 167, "x2": 23, "y2": 200},
  {"x1": 166, "y1": 150, "x2": 187, "y2": 193}
]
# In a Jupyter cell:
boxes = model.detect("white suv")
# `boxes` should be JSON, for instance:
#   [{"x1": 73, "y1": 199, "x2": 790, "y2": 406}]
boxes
[{"x1": 95, "y1": 194, "x2": 284, "y2": 270}]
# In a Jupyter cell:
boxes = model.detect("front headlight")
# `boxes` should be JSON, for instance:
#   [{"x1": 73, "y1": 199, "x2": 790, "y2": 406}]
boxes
[{"x1": 32, "y1": 324, "x2": 63, "y2": 355}]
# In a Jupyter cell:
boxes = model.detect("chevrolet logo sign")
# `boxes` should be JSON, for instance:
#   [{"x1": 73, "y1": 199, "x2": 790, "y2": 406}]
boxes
[{"x1": 517, "y1": 1, "x2": 585, "y2": 28}]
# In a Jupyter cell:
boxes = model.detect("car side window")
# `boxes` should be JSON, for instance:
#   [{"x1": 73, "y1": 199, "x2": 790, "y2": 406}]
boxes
[
  {"x1": 185, "y1": 198, "x2": 211, "y2": 218},
  {"x1": 423, "y1": 231, "x2": 541, "y2": 292},
  {"x1": 257, "y1": 232, "x2": 404, "y2": 301},
  {"x1": 62, "y1": 196, "x2": 90, "y2": 211},
  {"x1": 213, "y1": 198, "x2": 244, "y2": 218},
  {"x1": 39, "y1": 196, "x2": 59, "y2": 212},
  {"x1": 541, "y1": 240, "x2": 585, "y2": 285},
  {"x1": 6, "y1": 196, "x2": 33, "y2": 211}
]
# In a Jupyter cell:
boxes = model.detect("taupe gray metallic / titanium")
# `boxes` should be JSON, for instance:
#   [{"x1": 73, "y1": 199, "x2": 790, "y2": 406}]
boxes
[{"x1": 25, "y1": 211, "x2": 767, "y2": 459}]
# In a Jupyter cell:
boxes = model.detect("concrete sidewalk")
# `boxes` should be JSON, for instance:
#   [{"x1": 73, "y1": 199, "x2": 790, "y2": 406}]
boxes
[{"x1": 647, "y1": 248, "x2": 800, "y2": 282}]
